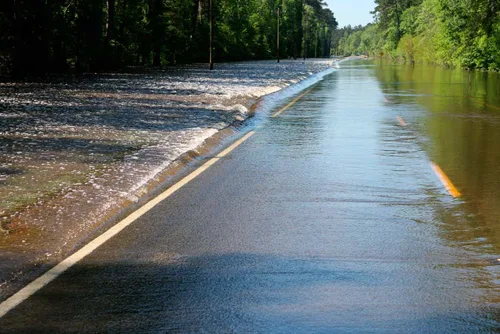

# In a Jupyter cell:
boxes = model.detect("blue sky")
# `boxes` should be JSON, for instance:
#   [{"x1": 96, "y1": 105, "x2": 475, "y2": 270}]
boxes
[{"x1": 324, "y1": 0, "x2": 376, "y2": 27}]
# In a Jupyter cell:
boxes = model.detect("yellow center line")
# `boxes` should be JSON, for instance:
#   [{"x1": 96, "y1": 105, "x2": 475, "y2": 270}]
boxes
[
  {"x1": 0, "y1": 131, "x2": 256, "y2": 319},
  {"x1": 271, "y1": 88, "x2": 314, "y2": 118},
  {"x1": 430, "y1": 162, "x2": 461, "y2": 198},
  {"x1": 397, "y1": 116, "x2": 407, "y2": 127}
]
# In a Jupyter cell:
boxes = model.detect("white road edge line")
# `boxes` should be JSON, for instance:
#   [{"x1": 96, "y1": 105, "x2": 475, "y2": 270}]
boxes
[{"x1": 0, "y1": 131, "x2": 256, "y2": 319}]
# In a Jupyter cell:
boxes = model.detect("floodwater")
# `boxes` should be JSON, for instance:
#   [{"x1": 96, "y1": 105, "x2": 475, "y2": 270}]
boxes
[
  {"x1": 0, "y1": 60, "x2": 333, "y2": 291},
  {"x1": 374, "y1": 61, "x2": 500, "y2": 256},
  {"x1": 1, "y1": 59, "x2": 500, "y2": 332}
]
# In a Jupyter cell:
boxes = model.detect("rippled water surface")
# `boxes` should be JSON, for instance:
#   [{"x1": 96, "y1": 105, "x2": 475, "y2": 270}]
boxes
[
  {"x1": 374, "y1": 61, "x2": 500, "y2": 256},
  {"x1": 2, "y1": 59, "x2": 500, "y2": 332},
  {"x1": 1, "y1": 59, "x2": 500, "y2": 332},
  {"x1": 0, "y1": 60, "x2": 333, "y2": 286}
]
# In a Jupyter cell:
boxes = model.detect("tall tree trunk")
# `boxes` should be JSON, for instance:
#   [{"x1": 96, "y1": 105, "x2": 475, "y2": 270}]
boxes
[
  {"x1": 296, "y1": 0, "x2": 303, "y2": 59},
  {"x1": 209, "y1": 0, "x2": 214, "y2": 70},
  {"x1": 148, "y1": 0, "x2": 163, "y2": 66},
  {"x1": 117, "y1": 0, "x2": 127, "y2": 65},
  {"x1": 12, "y1": 0, "x2": 49, "y2": 77},
  {"x1": 314, "y1": 25, "x2": 318, "y2": 58},
  {"x1": 77, "y1": 0, "x2": 104, "y2": 72},
  {"x1": 153, "y1": 45, "x2": 161, "y2": 66},
  {"x1": 105, "y1": 0, "x2": 116, "y2": 68},
  {"x1": 106, "y1": 0, "x2": 115, "y2": 42},
  {"x1": 90, "y1": 0, "x2": 104, "y2": 71},
  {"x1": 191, "y1": 0, "x2": 200, "y2": 38},
  {"x1": 144, "y1": 0, "x2": 154, "y2": 65},
  {"x1": 12, "y1": 0, "x2": 25, "y2": 77}
]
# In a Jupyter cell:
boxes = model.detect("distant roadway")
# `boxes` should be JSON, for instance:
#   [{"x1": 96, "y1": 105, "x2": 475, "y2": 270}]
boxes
[{"x1": 1, "y1": 59, "x2": 499, "y2": 333}]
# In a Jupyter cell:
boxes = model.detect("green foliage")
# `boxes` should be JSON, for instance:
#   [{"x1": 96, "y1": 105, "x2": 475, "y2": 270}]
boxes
[
  {"x1": 0, "y1": 0, "x2": 337, "y2": 76},
  {"x1": 333, "y1": 0, "x2": 500, "y2": 71},
  {"x1": 400, "y1": 6, "x2": 419, "y2": 36}
]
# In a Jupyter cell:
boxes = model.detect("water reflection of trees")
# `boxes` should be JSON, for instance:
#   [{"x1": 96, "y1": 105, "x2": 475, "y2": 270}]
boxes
[
  {"x1": 373, "y1": 64, "x2": 500, "y2": 308},
  {"x1": 374, "y1": 63, "x2": 500, "y2": 255}
]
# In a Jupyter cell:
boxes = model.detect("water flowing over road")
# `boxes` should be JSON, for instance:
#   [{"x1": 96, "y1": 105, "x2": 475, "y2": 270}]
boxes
[
  {"x1": 1, "y1": 59, "x2": 500, "y2": 332},
  {"x1": 0, "y1": 60, "x2": 333, "y2": 293}
]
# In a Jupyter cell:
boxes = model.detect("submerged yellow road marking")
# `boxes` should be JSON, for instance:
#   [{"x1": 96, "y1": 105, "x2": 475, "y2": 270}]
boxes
[
  {"x1": 486, "y1": 103, "x2": 500, "y2": 111},
  {"x1": 0, "y1": 131, "x2": 255, "y2": 319},
  {"x1": 430, "y1": 162, "x2": 461, "y2": 198},
  {"x1": 397, "y1": 116, "x2": 407, "y2": 127},
  {"x1": 272, "y1": 88, "x2": 314, "y2": 118}
]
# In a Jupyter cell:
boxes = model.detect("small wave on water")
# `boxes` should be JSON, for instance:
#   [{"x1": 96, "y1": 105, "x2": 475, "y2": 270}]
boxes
[
  {"x1": 252, "y1": 66, "x2": 337, "y2": 120},
  {"x1": 0, "y1": 59, "x2": 338, "y2": 290}
]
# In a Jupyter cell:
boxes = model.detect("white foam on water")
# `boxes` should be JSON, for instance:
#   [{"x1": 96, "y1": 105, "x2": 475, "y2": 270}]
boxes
[{"x1": 0, "y1": 59, "x2": 340, "y2": 251}]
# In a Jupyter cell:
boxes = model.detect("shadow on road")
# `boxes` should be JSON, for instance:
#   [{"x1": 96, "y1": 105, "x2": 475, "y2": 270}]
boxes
[{"x1": 1, "y1": 252, "x2": 498, "y2": 333}]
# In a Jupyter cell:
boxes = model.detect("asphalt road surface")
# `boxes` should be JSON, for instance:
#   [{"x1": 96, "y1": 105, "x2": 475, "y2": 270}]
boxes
[{"x1": 1, "y1": 60, "x2": 500, "y2": 333}]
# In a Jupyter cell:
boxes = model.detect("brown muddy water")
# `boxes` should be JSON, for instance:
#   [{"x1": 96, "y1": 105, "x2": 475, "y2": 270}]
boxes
[{"x1": 374, "y1": 61, "x2": 500, "y2": 256}]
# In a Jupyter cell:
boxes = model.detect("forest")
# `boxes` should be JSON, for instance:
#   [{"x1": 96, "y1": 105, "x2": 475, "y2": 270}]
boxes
[
  {"x1": 0, "y1": 0, "x2": 337, "y2": 77},
  {"x1": 334, "y1": 0, "x2": 500, "y2": 70}
]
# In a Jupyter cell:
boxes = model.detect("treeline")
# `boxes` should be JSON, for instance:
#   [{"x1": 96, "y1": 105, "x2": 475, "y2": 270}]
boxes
[
  {"x1": 334, "y1": 0, "x2": 500, "y2": 70},
  {"x1": 0, "y1": 0, "x2": 337, "y2": 77}
]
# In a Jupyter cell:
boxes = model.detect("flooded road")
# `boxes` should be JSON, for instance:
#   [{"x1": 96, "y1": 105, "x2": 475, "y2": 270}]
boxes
[
  {"x1": 375, "y1": 63, "x2": 500, "y2": 258},
  {"x1": 1, "y1": 59, "x2": 500, "y2": 332},
  {"x1": 0, "y1": 60, "x2": 333, "y2": 293}
]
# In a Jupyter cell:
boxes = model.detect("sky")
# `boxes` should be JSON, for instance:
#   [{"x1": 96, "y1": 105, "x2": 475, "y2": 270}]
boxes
[{"x1": 324, "y1": 0, "x2": 376, "y2": 27}]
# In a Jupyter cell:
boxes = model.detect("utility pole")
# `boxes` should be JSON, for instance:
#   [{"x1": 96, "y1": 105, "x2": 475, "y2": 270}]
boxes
[
  {"x1": 277, "y1": 7, "x2": 280, "y2": 63},
  {"x1": 209, "y1": 0, "x2": 214, "y2": 70}
]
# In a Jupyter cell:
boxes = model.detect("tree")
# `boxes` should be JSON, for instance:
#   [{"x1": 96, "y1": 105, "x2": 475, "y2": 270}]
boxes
[
  {"x1": 0, "y1": 0, "x2": 340, "y2": 76},
  {"x1": 337, "y1": 0, "x2": 499, "y2": 70}
]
